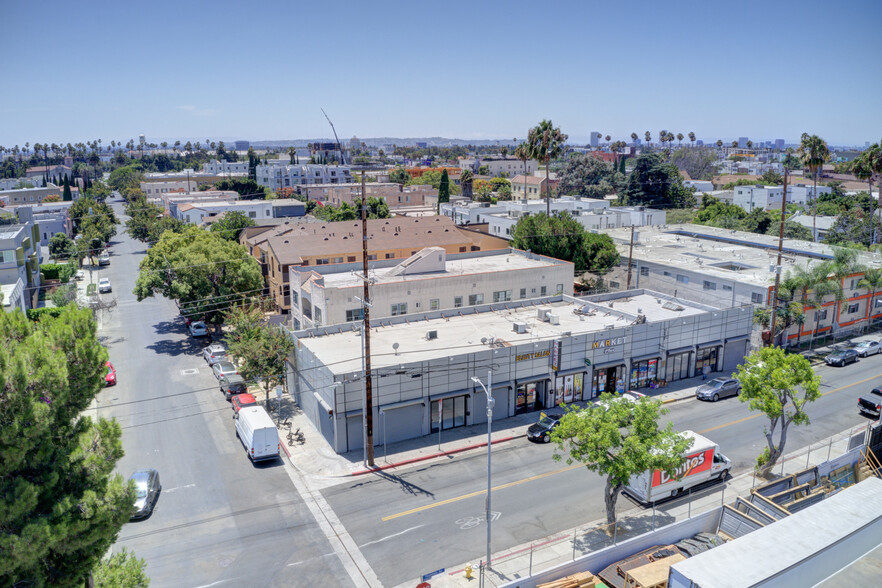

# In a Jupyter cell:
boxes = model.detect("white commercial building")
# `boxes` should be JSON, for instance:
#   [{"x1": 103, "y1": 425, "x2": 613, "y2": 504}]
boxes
[
  {"x1": 255, "y1": 162, "x2": 352, "y2": 191},
  {"x1": 202, "y1": 159, "x2": 248, "y2": 174},
  {"x1": 459, "y1": 156, "x2": 538, "y2": 177},
  {"x1": 173, "y1": 201, "x2": 274, "y2": 225},
  {"x1": 733, "y1": 184, "x2": 784, "y2": 212}
]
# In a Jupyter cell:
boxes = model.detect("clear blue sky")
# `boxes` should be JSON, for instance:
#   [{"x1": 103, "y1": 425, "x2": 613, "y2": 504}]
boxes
[{"x1": 1, "y1": 0, "x2": 879, "y2": 147}]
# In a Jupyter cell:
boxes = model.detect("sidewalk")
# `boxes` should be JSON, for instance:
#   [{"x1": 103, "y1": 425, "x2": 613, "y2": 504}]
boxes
[{"x1": 273, "y1": 374, "x2": 711, "y2": 490}]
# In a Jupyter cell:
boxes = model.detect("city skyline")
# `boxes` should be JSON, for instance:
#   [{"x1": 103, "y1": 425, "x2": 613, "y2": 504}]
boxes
[{"x1": 1, "y1": 0, "x2": 880, "y2": 147}]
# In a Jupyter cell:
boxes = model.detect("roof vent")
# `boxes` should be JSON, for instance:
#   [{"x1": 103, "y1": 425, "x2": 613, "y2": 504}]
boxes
[
  {"x1": 426, "y1": 330, "x2": 438, "y2": 340},
  {"x1": 513, "y1": 322, "x2": 528, "y2": 334}
]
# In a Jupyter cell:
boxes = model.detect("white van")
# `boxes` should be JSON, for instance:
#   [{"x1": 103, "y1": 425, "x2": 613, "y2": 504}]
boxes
[
  {"x1": 624, "y1": 430, "x2": 730, "y2": 503},
  {"x1": 235, "y1": 406, "x2": 280, "y2": 462}
]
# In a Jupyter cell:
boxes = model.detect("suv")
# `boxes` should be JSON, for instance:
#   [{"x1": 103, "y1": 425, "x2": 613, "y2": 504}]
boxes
[
  {"x1": 220, "y1": 374, "x2": 248, "y2": 400},
  {"x1": 202, "y1": 344, "x2": 227, "y2": 365}
]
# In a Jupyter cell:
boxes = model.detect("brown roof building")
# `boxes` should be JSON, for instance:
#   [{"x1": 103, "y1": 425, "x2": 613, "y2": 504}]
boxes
[{"x1": 244, "y1": 216, "x2": 510, "y2": 313}]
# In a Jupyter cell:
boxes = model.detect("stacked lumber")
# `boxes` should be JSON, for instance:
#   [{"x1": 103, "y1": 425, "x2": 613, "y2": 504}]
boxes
[{"x1": 538, "y1": 571, "x2": 604, "y2": 588}]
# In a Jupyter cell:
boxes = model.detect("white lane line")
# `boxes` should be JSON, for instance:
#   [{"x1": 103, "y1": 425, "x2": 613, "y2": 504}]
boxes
[
  {"x1": 163, "y1": 483, "x2": 196, "y2": 493},
  {"x1": 280, "y1": 458, "x2": 382, "y2": 588},
  {"x1": 358, "y1": 525, "x2": 423, "y2": 549},
  {"x1": 192, "y1": 580, "x2": 236, "y2": 588},
  {"x1": 287, "y1": 553, "x2": 335, "y2": 567}
]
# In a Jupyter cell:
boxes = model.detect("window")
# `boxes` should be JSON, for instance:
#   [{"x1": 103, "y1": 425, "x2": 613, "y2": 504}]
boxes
[
  {"x1": 332, "y1": 257, "x2": 343, "y2": 264},
  {"x1": 454, "y1": 296, "x2": 463, "y2": 308},
  {"x1": 0, "y1": 250, "x2": 15, "y2": 264},
  {"x1": 415, "y1": 302, "x2": 422, "y2": 309},
  {"x1": 316, "y1": 258, "x2": 330, "y2": 265},
  {"x1": 345, "y1": 308, "x2": 364, "y2": 322},
  {"x1": 816, "y1": 309, "x2": 827, "y2": 321},
  {"x1": 385, "y1": 253, "x2": 395, "y2": 259},
  {"x1": 430, "y1": 299, "x2": 440, "y2": 310},
  {"x1": 676, "y1": 275, "x2": 689, "y2": 284},
  {"x1": 703, "y1": 281, "x2": 716, "y2": 291},
  {"x1": 347, "y1": 256, "x2": 356, "y2": 262},
  {"x1": 723, "y1": 285, "x2": 733, "y2": 291},
  {"x1": 640, "y1": 267, "x2": 649, "y2": 276},
  {"x1": 471, "y1": 245, "x2": 480, "y2": 251},
  {"x1": 391, "y1": 302, "x2": 408, "y2": 316},
  {"x1": 848, "y1": 302, "x2": 860, "y2": 314},
  {"x1": 493, "y1": 290, "x2": 511, "y2": 303},
  {"x1": 520, "y1": 288, "x2": 527, "y2": 299},
  {"x1": 459, "y1": 246, "x2": 467, "y2": 252},
  {"x1": 556, "y1": 283, "x2": 564, "y2": 294},
  {"x1": 751, "y1": 292, "x2": 764, "y2": 304},
  {"x1": 468, "y1": 293, "x2": 485, "y2": 305},
  {"x1": 540, "y1": 286, "x2": 547, "y2": 296},
  {"x1": 663, "y1": 271, "x2": 672, "y2": 277},
  {"x1": 249, "y1": 211, "x2": 256, "y2": 218},
  {"x1": 367, "y1": 254, "x2": 377, "y2": 261},
  {"x1": 875, "y1": 299, "x2": 882, "y2": 308}
]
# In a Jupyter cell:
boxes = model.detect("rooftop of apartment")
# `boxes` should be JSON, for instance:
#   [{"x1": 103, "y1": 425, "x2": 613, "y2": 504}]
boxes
[
  {"x1": 604, "y1": 224, "x2": 882, "y2": 286},
  {"x1": 316, "y1": 249, "x2": 571, "y2": 289},
  {"x1": 295, "y1": 291, "x2": 714, "y2": 374}
]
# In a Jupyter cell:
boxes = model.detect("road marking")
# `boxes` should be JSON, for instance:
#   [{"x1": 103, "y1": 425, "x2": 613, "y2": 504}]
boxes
[
  {"x1": 381, "y1": 463, "x2": 583, "y2": 522},
  {"x1": 181, "y1": 369, "x2": 199, "y2": 376},
  {"x1": 359, "y1": 525, "x2": 424, "y2": 548},
  {"x1": 163, "y1": 483, "x2": 196, "y2": 493},
  {"x1": 287, "y1": 553, "x2": 335, "y2": 567}
]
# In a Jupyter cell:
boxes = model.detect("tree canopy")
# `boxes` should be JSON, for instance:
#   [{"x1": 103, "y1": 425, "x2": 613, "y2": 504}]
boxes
[
  {"x1": 209, "y1": 210, "x2": 256, "y2": 241},
  {"x1": 93, "y1": 549, "x2": 150, "y2": 588},
  {"x1": 669, "y1": 147, "x2": 719, "y2": 181},
  {"x1": 124, "y1": 199, "x2": 187, "y2": 244},
  {"x1": 557, "y1": 153, "x2": 622, "y2": 198},
  {"x1": 312, "y1": 197, "x2": 390, "y2": 222},
  {"x1": 734, "y1": 347, "x2": 821, "y2": 474},
  {"x1": 133, "y1": 227, "x2": 264, "y2": 324},
  {"x1": 213, "y1": 177, "x2": 266, "y2": 200},
  {"x1": 511, "y1": 212, "x2": 619, "y2": 273},
  {"x1": 620, "y1": 153, "x2": 695, "y2": 208},
  {"x1": 551, "y1": 393, "x2": 691, "y2": 525},
  {"x1": 0, "y1": 307, "x2": 135, "y2": 586}
]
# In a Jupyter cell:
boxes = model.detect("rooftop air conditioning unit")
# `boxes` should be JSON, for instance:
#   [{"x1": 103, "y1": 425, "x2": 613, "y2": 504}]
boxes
[
  {"x1": 426, "y1": 330, "x2": 438, "y2": 340},
  {"x1": 547, "y1": 314, "x2": 560, "y2": 325},
  {"x1": 537, "y1": 308, "x2": 549, "y2": 320},
  {"x1": 513, "y1": 322, "x2": 528, "y2": 334}
]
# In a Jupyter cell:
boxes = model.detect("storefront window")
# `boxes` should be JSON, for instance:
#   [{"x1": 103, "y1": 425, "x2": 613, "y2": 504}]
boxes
[
  {"x1": 553, "y1": 373, "x2": 585, "y2": 404},
  {"x1": 591, "y1": 365, "x2": 625, "y2": 397},
  {"x1": 516, "y1": 381, "x2": 542, "y2": 413},
  {"x1": 630, "y1": 358, "x2": 659, "y2": 389},
  {"x1": 666, "y1": 351, "x2": 692, "y2": 383},
  {"x1": 431, "y1": 396, "x2": 468, "y2": 432},
  {"x1": 695, "y1": 346, "x2": 720, "y2": 377}
]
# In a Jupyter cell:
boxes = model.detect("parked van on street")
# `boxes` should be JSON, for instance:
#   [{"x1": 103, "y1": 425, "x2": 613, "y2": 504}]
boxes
[{"x1": 235, "y1": 406, "x2": 280, "y2": 462}]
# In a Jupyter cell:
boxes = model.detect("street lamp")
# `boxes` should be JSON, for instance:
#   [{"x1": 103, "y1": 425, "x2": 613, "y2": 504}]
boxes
[{"x1": 471, "y1": 372, "x2": 494, "y2": 571}]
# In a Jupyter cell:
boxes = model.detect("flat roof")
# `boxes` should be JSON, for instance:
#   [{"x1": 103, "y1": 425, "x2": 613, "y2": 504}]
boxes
[
  {"x1": 319, "y1": 250, "x2": 570, "y2": 289},
  {"x1": 297, "y1": 292, "x2": 709, "y2": 374},
  {"x1": 671, "y1": 477, "x2": 882, "y2": 587}
]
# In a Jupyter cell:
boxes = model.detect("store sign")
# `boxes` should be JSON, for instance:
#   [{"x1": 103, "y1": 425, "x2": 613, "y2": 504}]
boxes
[
  {"x1": 550, "y1": 340, "x2": 562, "y2": 371},
  {"x1": 516, "y1": 350, "x2": 550, "y2": 362},
  {"x1": 592, "y1": 337, "x2": 626, "y2": 349}
]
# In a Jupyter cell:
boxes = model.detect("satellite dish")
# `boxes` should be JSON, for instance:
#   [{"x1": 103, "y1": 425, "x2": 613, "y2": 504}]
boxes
[
  {"x1": 481, "y1": 337, "x2": 488, "y2": 344},
  {"x1": 392, "y1": 342, "x2": 400, "y2": 355}
]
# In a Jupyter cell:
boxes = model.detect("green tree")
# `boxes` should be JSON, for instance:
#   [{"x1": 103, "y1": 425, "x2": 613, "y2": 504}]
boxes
[
  {"x1": 134, "y1": 227, "x2": 264, "y2": 326},
  {"x1": 758, "y1": 169, "x2": 784, "y2": 185},
  {"x1": 527, "y1": 120, "x2": 568, "y2": 215},
  {"x1": 669, "y1": 147, "x2": 719, "y2": 181},
  {"x1": 209, "y1": 210, "x2": 256, "y2": 241},
  {"x1": 476, "y1": 164, "x2": 490, "y2": 176},
  {"x1": 108, "y1": 165, "x2": 144, "y2": 195},
  {"x1": 93, "y1": 549, "x2": 150, "y2": 587},
  {"x1": 620, "y1": 153, "x2": 696, "y2": 208},
  {"x1": 797, "y1": 133, "x2": 831, "y2": 242},
  {"x1": 551, "y1": 393, "x2": 691, "y2": 525},
  {"x1": 437, "y1": 168, "x2": 450, "y2": 212},
  {"x1": 734, "y1": 347, "x2": 821, "y2": 474},
  {"x1": 0, "y1": 307, "x2": 135, "y2": 586},
  {"x1": 511, "y1": 212, "x2": 619, "y2": 273},
  {"x1": 125, "y1": 199, "x2": 186, "y2": 243},
  {"x1": 49, "y1": 232, "x2": 77, "y2": 258},
  {"x1": 496, "y1": 183, "x2": 513, "y2": 200},
  {"x1": 459, "y1": 169, "x2": 474, "y2": 198},
  {"x1": 389, "y1": 167, "x2": 409, "y2": 185},
  {"x1": 214, "y1": 177, "x2": 266, "y2": 200},
  {"x1": 557, "y1": 153, "x2": 620, "y2": 198},
  {"x1": 858, "y1": 268, "x2": 882, "y2": 332},
  {"x1": 852, "y1": 143, "x2": 881, "y2": 245},
  {"x1": 62, "y1": 175, "x2": 72, "y2": 201}
]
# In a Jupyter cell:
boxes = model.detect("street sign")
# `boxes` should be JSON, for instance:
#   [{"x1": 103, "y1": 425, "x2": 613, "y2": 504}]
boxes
[
  {"x1": 276, "y1": 385, "x2": 284, "y2": 398},
  {"x1": 421, "y1": 569, "x2": 444, "y2": 581},
  {"x1": 585, "y1": 358, "x2": 592, "y2": 367}
]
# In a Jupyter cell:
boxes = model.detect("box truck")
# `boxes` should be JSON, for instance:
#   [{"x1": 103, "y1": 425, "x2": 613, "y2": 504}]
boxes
[
  {"x1": 624, "y1": 430, "x2": 730, "y2": 503},
  {"x1": 235, "y1": 406, "x2": 280, "y2": 462}
]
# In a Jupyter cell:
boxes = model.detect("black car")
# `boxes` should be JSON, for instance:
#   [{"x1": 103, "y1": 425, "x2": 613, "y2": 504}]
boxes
[
  {"x1": 220, "y1": 374, "x2": 248, "y2": 400},
  {"x1": 527, "y1": 414, "x2": 561, "y2": 443},
  {"x1": 129, "y1": 469, "x2": 161, "y2": 520},
  {"x1": 826, "y1": 349, "x2": 859, "y2": 367}
]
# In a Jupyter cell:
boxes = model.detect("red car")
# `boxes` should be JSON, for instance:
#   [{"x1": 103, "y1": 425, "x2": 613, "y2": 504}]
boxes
[
  {"x1": 105, "y1": 361, "x2": 117, "y2": 386},
  {"x1": 231, "y1": 393, "x2": 257, "y2": 416}
]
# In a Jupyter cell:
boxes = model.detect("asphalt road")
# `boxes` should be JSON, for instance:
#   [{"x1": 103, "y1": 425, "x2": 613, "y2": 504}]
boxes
[
  {"x1": 323, "y1": 356, "x2": 880, "y2": 587},
  {"x1": 95, "y1": 196, "x2": 357, "y2": 588}
]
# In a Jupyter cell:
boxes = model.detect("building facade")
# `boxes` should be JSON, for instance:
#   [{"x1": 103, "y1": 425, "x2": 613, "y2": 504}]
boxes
[
  {"x1": 0, "y1": 185, "x2": 63, "y2": 205},
  {"x1": 255, "y1": 163, "x2": 352, "y2": 191},
  {"x1": 460, "y1": 156, "x2": 538, "y2": 177},
  {"x1": 288, "y1": 290, "x2": 753, "y2": 453},
  {"x1": 202, "y1": 159, "x2": 248, "y2": 174},
  {"x1": 0, "y1": 207, "x2": 41, "y2": 310}
]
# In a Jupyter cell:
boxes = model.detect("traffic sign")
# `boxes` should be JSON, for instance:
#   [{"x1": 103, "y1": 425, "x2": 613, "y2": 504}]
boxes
[
  {"x1": 421, "y1": 568, "x2": 444, "y2": 581},
  {"x1": 585, "y1": 358, "x2": 592, "y2": 366}
]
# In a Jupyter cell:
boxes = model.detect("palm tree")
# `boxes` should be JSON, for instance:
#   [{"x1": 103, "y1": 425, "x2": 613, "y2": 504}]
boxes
[
  {"x1": 513, "y1": 142, "x2": 530, "y2": 202},
  {"x1": 526, "y1": 120, "x2": 567, "y2": 215},
  {"x1": 676, "y1": 133, "x2": 684, "y2": 148},
  {"x1": 630, "y1": 132, "x2": 638, "y2": 145},
  {"x1": 829, "y1": 247, "x2": 862, "y2": 328},
  {"x1": 731, "y1": 140, "x2": 738, "y2": 149},
  {"x1": 852, "y1": 151, "x2": 876, "y2": 246},
  {"x1": 460, "y1": 169, "x2": 474, "y2": 199},
  {"x1": 859, "y1": 268, "x2": 882, "y2": 332},
  {"x1": 688, "y1": 132, "x2": 696, "y2": 147},
  {"x1": 644, "y1": 131, "x2": 651, "y2": 145},
  {"x1": 797, "y1": 133, "x2": 831, "y2": 242},
  {"x1": 807, "y1": 278, "x2": 840, "y2": 350},
  {"x1": 716, "y1": 140, "x2": 723, "y2": 149},
  {"x1": 746, "y1": 140, "x2": 753, "y2": 150}
]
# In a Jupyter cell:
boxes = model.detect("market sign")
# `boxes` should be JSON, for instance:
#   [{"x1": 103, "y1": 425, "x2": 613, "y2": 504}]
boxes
[{"x1": 592, "y1": 337, "x2": 626, "y2": 349}]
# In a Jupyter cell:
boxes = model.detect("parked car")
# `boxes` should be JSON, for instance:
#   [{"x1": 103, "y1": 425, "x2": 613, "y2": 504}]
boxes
[
  {"x1": 212, "y1": 360, "x2": 239, "y2": 380},
  {"x1": 858, "y1": 388, "x2": 882, "y2": 417},
  {"x1": 854, "y1": 340, "x2": 882, "y2": 357},
  {"x1": 105, "y1": 361, "x2": 116, "y2": 386},
  {"x1": 526, "y1": 414, "x2": 561, "y2": 443},
  {"x1": 74, "y1": 270, "x2": 85, "y2": 280},
  {"x1": 826, "y1": 349, "x2": 859, "y2": 367},
  {"x1": 231, "y1": 393, "x2": 258, "y2": 416},
  {"x1": 220, "y1": 374, "x2": 248, "y2": 400},
  {"x1": 235, "y1": 406, "x2": 280, "y2": 462},
  {"x1": 129, "y1": 469, "x2": 161, "y2": 520},
  {"x1": 202, "y1": 343, "x2": 227, "y2": 365},
  {"x1": 188, "y1": 321, "x2": 209, "y2": 337},
  {"x1": 98, "y1": 278, "x2": 112, "y2": 293},
  {"x1": 98, "y1": 254, "x2": 110, "y2": 266},
  {"x1": 695, "y1": 377, "x2": 741, "y2": 402}
]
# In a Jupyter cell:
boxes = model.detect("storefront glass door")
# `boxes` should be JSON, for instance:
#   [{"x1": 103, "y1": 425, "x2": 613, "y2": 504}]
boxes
[
  {"x1": 516, "y1": 381, "x2": 541, "y2": 413},
  {"x1": 666, "y1": 352, "x2": 692, "y2": 382},
  {"x1": 695, "y1": 346, "x2": 720, "y2": 377},
  {"x1": 431, "y1": 395, "x2": 467, "y2": 432}
]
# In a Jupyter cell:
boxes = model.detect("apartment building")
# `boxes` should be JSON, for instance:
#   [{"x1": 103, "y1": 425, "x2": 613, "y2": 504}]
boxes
[
  {"x1": 252, "y1": 216, "x2": 510, "y2": 314},
  {"x1": 290, "y1": 246, "x2": 574, "y2": 330},
  {"x1": 174, "y1": 201, "x2": 274, "y2": 224},
  {"x1": 460, "y1": 156, "x2": 538, "y2": 177},
  {"x1": 733, "y1": 185, "x2": 784, "y2": 212},
  {"x1": 255, "y1": 162, "x2": 352, "y2": 191},
  {"x1": 140, "y1": 170, "x2": 246, "y2": 195},
  {"x1": 202, "y1": 159, "x2": 248, "y2": 174},
  {"x1": 510, "y1": 175, "x2": 559, "y2": 200},
  {"x1": 5, "y1": 201, "x2": 73, "y2": 245},
  {"x1": 0, "y1": 185, "x2": 63, "y2": 205},
  {"x1": 0, "y1": 207, "x2": 41, "y2": 310}
]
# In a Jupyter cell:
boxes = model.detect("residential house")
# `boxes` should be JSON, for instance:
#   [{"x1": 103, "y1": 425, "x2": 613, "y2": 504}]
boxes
[
  {"x1": 460, "y1": 156, "x2": 538, "y2": 177},
  {"x1": 510, "y1": 175, "x2": 559, "y2": 200},
  {"x1": 0, "y1": 207, "x2": 41, "y2": 310},
  {"x1": 0, "y1": 185, "x2": 63, "y2": 205}
]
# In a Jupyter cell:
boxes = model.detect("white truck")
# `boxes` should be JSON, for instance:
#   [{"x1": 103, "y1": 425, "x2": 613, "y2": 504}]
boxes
[
  {"x1": 625, "y1": 430, "x2": 730, "y2": 503},
  {"x1": 235, "y1": 406, "x2": 280, "y2": 462}
]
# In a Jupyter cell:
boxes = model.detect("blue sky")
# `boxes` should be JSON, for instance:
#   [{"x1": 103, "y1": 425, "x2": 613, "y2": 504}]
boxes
[{"x1": 1, "y1": 0, "x2": 880, "y2": 147}]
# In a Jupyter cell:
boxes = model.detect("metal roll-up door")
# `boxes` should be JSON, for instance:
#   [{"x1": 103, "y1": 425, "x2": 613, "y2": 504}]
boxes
[
  {"x1": 492, "y1": 388, "x2": 509, "y2": 421},
  {"x1": 723, "y1": 339, "x2": 748, "y2": 371},
  {"x1": 382, "y1": 404, "x2": 425, "y2": 445}
]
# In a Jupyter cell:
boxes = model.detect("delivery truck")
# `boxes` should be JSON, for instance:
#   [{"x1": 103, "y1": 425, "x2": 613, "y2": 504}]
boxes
[
  {"x1": 624, "y1": 430, "x2": 730, "y2": 503},
  {"x1": 235, "y1": 406, "x2": 280, "y2": 462}
]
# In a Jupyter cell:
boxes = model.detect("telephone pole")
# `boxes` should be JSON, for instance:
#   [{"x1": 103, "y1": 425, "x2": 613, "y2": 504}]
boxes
[
  {"x1": 361, "y1": 174, "x2": 375, "y2": 466},
  {"x1": 626, "y1": 225, "x2": 636, "y2": 290},
  {"x1": 768, "y1": 168, "x2": 789, "y2": 347}
]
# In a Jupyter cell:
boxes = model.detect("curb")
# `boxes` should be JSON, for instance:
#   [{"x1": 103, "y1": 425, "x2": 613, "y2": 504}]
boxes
[
  {"x1": 351, "y1": 435, "x2": 518, "y2": 476},
  {"x1": 662, "y1": 395, "x2": 692, "y2": 404}
]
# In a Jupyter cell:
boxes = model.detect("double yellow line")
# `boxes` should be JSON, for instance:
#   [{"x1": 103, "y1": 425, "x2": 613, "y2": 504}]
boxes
[{"x1": 382, "y1": 372, "x2": 879, "y2": 522}]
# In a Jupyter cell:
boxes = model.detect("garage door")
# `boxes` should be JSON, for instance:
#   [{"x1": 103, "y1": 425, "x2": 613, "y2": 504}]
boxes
[
  {"x1": 382, "y1": 403, "x2": 425, "y2": 446},
  {"x1": 723, "y1": 339, "x2": 748, "y2": 371}
]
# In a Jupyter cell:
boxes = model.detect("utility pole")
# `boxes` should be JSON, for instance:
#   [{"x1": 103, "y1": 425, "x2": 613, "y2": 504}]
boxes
[
  {"x1": 768, "y1": 168, "x2": 789, "y2": 347},
  {"x1": 625, "y1": 225, "x2": 635, "y2": 290},
  {"x1": 361, "y1": 174, "x2": 375, "y2": 466}
]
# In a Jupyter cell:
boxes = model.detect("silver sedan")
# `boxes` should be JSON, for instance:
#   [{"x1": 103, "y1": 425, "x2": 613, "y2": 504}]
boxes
[
  {"x1": 854, "y1": 340, "x2": 881, "y2": 357},
  {"x1": 211, "y1": 361, "x2": 239, "y2": 380}
]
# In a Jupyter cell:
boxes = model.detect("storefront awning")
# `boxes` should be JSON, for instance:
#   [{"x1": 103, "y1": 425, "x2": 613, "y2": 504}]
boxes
[
  {"x1": 725, "y1": 335, "x2": 750, "y2": 343},
  {"x1": 666, "y1": 346, "x2": 693, "y2": 355},
  {"x1": 697, "y1": 340, "x2": 723, "y2": 349},
  {"x1": 553, "y1": 367, "x2": 587, "y2": 377},
  {"x1": 591, "y1": 360, "x2": 626, "y2": 370},
  {"x1": 631, "y1": 353, "x2": 661, "y2": 363},
  {"x1": 429, "y1": 389, "x2": 471, "y2": 402}
]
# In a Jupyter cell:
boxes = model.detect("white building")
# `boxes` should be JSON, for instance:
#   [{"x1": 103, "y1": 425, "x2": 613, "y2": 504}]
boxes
[
  {"x1": 684, "y1": 180, "x2": 714, "y2": 192},
  {"x1": 255, "y1": 163, "x2": 352, "y2": 191},
  {"x1": 173, "y1": 201, "x2": 274, "y2": 225},
  {"x1": 459, "y1": 156, "x2": 538, "y2": 177},
  {"x1": 140, "y1": 169, "x2": 246, "y2": 195},
  {"x1": 733, "y1": 185, "x2": 784, "y2": 212},
  {"x1": 202, "y1": 159, "x2": 248, "y2": 174},
  {"x1": 788, "y1": 183, "x2": 832, "y2": 206},
  {"x1": 6, "y1": 201, "x2": 74, "y2": 246}
]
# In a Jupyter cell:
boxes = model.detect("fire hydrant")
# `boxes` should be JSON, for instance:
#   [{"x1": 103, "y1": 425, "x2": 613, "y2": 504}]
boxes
[{"x1": 464, "y1": 563, "x2": 473, "y2": 579}]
